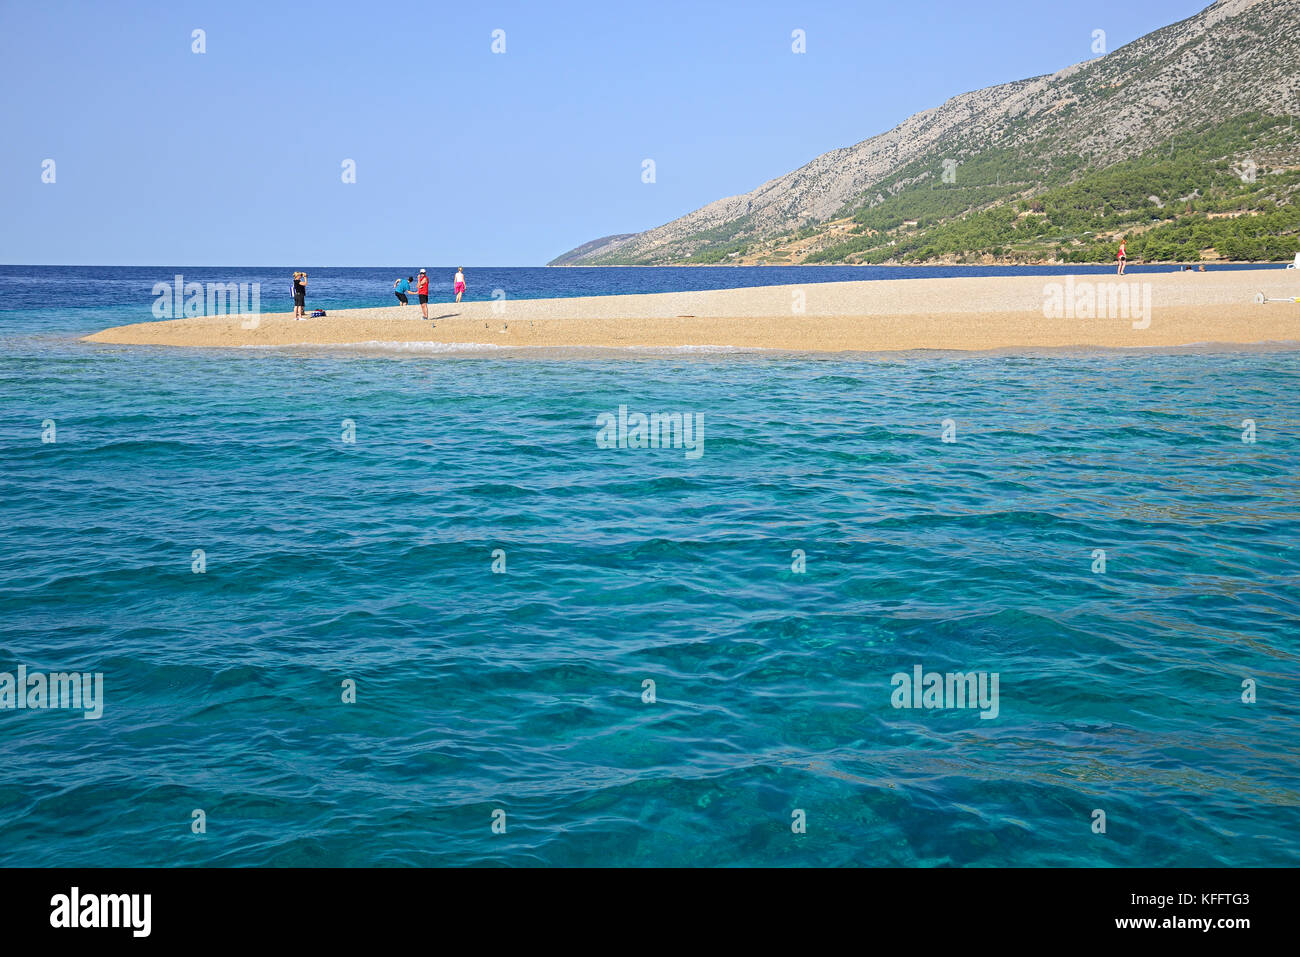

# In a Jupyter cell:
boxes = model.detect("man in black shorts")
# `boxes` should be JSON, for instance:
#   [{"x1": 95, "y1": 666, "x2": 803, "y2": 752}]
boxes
[
  {"x1": 292, "y1": 272, "x2": 307, "y2": 318},
  {"x1": 416, "y1": 268, "x2": 430, "y2": 319}
]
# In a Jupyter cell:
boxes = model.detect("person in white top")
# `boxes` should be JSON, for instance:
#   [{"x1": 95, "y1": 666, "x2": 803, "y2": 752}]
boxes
[{"x1": 454, "y1": 268, "x2": 466, "y2": 303}]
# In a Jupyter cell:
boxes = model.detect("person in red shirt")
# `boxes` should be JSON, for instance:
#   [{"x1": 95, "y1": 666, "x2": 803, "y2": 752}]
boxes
[{"x1": 416, "y1": 269, "x2": 430, "y2": 319}]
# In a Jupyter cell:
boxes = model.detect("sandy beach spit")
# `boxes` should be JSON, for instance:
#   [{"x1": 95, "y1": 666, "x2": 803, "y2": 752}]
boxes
[{"x1": 83, "y1": 270, "x2": 1300, "y2": 353}]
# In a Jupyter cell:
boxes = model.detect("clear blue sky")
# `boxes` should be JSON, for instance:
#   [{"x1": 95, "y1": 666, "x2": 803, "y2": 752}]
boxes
[{"x1": 0, "y1": 0, "x2": 1210, "y2": 266}]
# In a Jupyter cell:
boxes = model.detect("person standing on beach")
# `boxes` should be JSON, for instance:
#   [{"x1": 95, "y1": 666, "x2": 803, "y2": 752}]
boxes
[
  {"x1": 1116, "y1": 238, "x2": 1127, "y2": 276},
  {"x1": 292, "y1": 271, "x2": 307, "y2": 318},
  {"x1": 394, "y1": 275, "x2": 411, "y2": 305},
  {"x1": 416, "y1": 269, "x2": 430, "y2": 319},
  {"x1": 454, "y1": 267, "x2": 466, "y2": 304}
]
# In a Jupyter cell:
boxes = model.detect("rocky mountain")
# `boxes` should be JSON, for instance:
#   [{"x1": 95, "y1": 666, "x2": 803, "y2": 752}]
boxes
[
  {"x1": 552, "y1": 0, "x2": 1300, "y2": 266},
  {"x1": 548, "y1": 234, "x2": 638, "y2": 266}
]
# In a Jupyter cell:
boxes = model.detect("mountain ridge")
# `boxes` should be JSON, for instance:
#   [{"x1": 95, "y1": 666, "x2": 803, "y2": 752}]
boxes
[{"x1": 552, "y1": 0, "x2": 1299, "y2": 266}]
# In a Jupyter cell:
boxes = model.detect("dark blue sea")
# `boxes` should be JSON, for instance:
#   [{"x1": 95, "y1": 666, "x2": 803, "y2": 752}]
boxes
[
  {"x1": 1, "y1": 264, "x2": 1298, "y2": 866},
  {"x1": 0, "y1": 262, "x2": 1274, "y2": 314}
]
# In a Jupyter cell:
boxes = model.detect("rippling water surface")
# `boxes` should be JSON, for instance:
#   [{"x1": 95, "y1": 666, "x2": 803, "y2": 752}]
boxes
[{"x1": 1, "y1": 274, "x2": 1298, "y2": 867}]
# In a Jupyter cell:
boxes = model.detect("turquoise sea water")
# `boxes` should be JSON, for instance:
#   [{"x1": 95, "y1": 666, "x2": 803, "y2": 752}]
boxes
[{"x1": 1, "y1": 267, "x2": 1298, "y2": 867}]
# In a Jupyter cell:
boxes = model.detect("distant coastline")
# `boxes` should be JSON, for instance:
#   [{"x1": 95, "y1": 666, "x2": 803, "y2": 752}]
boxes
[{"x1": 544, "y1": 259, "x2": 1295, "y2": 268}]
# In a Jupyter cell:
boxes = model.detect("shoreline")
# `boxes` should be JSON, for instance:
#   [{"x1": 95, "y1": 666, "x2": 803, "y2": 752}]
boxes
[{"x1": 83, "y1": 269, "x2": 1300, "y2": 354}]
